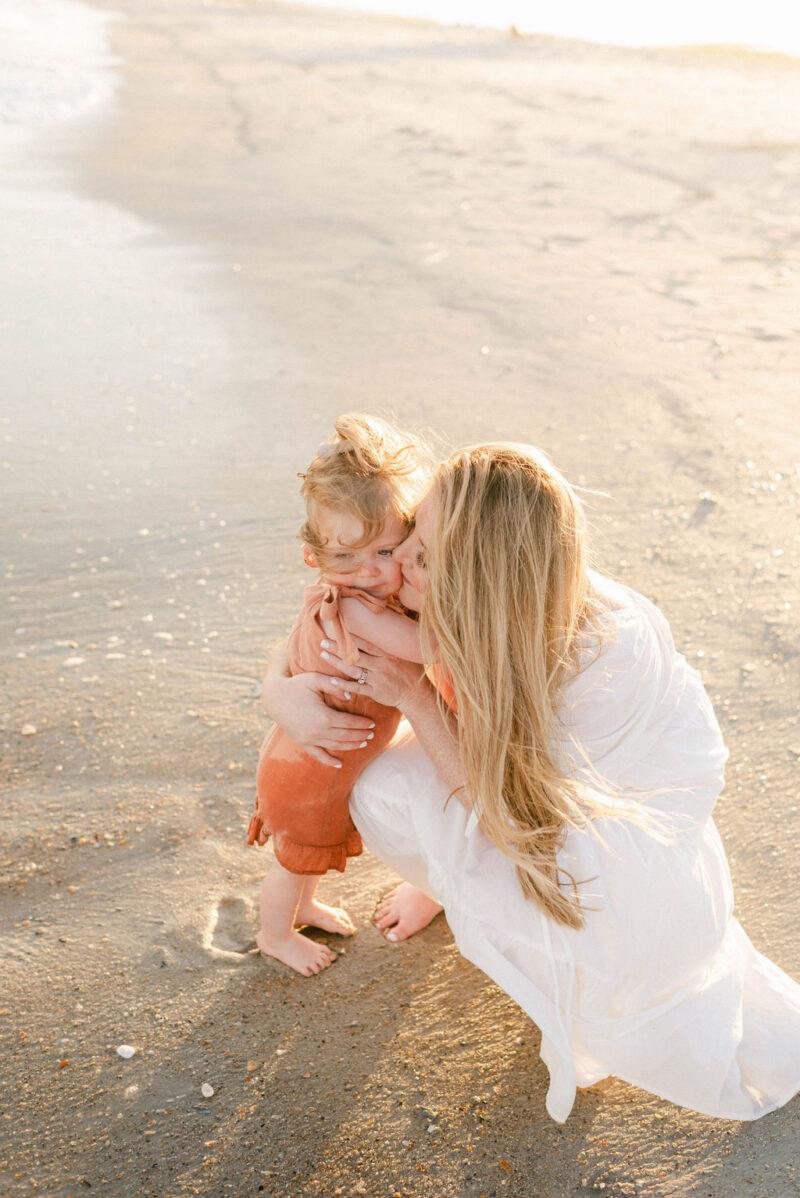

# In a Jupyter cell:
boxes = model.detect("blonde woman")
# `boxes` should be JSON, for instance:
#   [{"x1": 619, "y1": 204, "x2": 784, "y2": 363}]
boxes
[{"x1": 263, "y1": 442, "x2": 800, "y2": 1122}]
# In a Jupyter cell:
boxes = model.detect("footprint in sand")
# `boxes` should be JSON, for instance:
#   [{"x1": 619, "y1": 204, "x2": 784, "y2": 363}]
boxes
[
  {"x1": 141, "y1": 900, "x2": 256, "y2": 971},
  {"x1": 142, "y1": 923, "x2": 213, "y2": 972},
  {"x1": 206, "y1": 895, "x2": 257, "y2": 956}
]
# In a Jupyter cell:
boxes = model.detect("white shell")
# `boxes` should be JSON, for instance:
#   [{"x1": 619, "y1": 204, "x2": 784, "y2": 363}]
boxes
[
  {"x1": 116, "y1": 1045, "x2": 135, "y2": 1059},
  {"x1": 201, "y1": 1083, "x2": 214, "y2": 1098}
]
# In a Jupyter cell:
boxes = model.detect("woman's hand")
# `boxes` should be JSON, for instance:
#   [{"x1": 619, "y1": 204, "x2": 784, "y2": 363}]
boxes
[
  {"x1": 321, "y1": 634, "x2": 468, "y2": 805},
  {"x1": 321, "y1": 635, "x2": 469, "y2": 805},
  {"x1": 261, "y1": 643, "x2": 376, "y2": 767},
  {"x1": 320, "y1": 635, "x2": 428, "y2": 711}
]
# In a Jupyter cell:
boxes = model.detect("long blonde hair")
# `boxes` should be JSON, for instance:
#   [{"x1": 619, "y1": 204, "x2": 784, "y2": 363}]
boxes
[
  {"x1": 299, "y1": 413, "x2": 431, "y2": 554},
  {"x1": 420, "y1": 443, "x2": 604, "y2": 929}
]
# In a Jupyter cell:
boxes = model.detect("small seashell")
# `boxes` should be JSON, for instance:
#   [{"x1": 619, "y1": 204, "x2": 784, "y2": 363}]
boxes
[
  {"x1": 21, "y1": 724, "x2": 36, "y2": 736},
  {"x1": 201, "y1": 1083, "x2": 214, "y2": 1098},
  {"x1": 116, "y1": 1045, "x2": 135, "y2": 1059}
]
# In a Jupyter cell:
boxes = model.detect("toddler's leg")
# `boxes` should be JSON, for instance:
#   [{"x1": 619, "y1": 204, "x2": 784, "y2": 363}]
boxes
[
  {"x1": 295, "y1": 875, "x2": 356, "y2": 937},
  {"x1": 257, "y1": 861, "x2": 337, "y2": 976}
]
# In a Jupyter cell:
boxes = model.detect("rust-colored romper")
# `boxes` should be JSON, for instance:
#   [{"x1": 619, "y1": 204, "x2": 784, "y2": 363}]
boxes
[{"x1": 246, "y1": 583, "x2": 408, "y2": 875}]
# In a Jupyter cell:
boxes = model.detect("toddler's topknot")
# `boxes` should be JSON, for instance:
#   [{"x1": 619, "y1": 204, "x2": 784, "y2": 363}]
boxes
[{"x1": 300, "y1": 414, "x2": 432, "y2": 554}]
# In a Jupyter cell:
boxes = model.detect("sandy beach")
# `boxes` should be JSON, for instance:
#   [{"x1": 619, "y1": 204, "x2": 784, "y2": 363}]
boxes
[{"x1": 2, "y1": 0, "x2": 799, "y2": 1194}]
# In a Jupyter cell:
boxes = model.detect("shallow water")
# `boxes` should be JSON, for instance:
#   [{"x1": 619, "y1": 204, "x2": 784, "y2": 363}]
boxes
[{"x1": 0, "y1": 0, "x2": 116, "y2": 156}]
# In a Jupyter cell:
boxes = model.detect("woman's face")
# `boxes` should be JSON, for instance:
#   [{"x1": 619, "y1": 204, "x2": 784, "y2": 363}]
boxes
[{"x1": 394, "y1": 492, "x2": 434, "y2": 612}]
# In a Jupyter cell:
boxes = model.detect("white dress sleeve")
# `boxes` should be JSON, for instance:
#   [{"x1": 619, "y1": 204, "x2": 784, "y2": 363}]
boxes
[{"x1": 557, "y1": 586, "x2": 728, "y2": 807}]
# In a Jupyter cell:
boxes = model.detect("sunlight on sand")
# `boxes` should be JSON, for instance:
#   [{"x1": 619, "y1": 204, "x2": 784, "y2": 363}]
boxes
[{"x1": 292, "y1": 0, "x2": 800, "y2": 56}]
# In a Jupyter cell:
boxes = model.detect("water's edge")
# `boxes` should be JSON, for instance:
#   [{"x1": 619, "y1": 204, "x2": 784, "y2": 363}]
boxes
[{"x1": 0, "y1": 0, "x2": 117, "y2": 161}]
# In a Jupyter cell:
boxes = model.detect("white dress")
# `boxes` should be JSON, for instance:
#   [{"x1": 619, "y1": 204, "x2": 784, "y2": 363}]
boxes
[{"x1": 350, "y1": 575, "x2": 800, "y2": 1122}]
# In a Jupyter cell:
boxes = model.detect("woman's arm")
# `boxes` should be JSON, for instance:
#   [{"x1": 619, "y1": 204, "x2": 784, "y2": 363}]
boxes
[
  {"x1": 261, "y1": 640, "x2": 378, "y2": 767},
  {"x1": 323, "y1": 640, "x2": 471, "y2": 812},
  {"x1": 399, "y1": 675, "x2": 469, "y2": 809}
]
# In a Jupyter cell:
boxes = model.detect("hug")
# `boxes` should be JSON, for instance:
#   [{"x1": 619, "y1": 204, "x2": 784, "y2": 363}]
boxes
[{"x1": 249, "y1": 413, "x2": 800, "y2": 1123}]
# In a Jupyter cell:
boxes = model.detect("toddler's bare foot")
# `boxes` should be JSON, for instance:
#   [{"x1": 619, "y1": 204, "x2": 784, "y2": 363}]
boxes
[
  {"x1": 256, "y1": 929, "x2": 337, "y2": 976},
  {"x1": 373, "y1": 883, "x2": 443, "y2": 943},
  {"x1": 295, "y1": 899, "x2": 356, "y2": 937}
]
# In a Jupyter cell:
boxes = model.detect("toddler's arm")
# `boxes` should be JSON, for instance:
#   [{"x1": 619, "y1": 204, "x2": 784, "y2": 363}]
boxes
[{"x1": 338, "y1": 598, "x2": 425, "y2": 663}]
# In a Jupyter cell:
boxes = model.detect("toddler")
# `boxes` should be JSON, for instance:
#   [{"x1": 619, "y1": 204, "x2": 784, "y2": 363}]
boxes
[{"x1": 247, "y1": 414, "x2": 431, "y2": 975}]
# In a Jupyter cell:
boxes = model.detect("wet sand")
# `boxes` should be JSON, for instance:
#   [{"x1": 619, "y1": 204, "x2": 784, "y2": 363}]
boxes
[{"x1": 2, "y1": 1, "x2": 799, "y2": 1194}]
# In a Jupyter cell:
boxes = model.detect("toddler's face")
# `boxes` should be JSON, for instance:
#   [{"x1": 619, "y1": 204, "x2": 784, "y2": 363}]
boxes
[{"x1": 311, "y1": 508, "x2": 407, "y2": 599}]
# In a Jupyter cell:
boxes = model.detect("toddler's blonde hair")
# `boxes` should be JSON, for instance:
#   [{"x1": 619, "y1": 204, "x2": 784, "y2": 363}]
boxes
[{"x1": 300, "y1": 413, "x2": 432, "y2": 555}]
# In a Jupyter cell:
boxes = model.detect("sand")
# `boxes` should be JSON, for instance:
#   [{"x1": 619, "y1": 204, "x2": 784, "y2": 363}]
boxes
[{"x1": 1, "y1": 0, "x2": 799, "y2": 1194}]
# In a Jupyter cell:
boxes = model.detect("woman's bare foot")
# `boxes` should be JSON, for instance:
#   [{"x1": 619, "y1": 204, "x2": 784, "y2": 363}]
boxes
[
  {"x1": 373, "y1": 883, "x2": 443, "y2": 942},
  {"x1": 256, "y1": 929, "x2": 337, "y2": 976},
  {"x1": 294, "y1": 899, "x2": 356, "y2": 937}
]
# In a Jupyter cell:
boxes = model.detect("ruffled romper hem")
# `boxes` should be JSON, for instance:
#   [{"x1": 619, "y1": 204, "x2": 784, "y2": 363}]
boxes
[{"x1": 246, "y1": 810, "x2": 363, "y2": 875}]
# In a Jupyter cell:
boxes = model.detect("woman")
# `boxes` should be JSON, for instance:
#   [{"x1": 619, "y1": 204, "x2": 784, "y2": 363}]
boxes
[{"x1": 263, "y1": 441, "x2": 800, "y2": 1122}]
